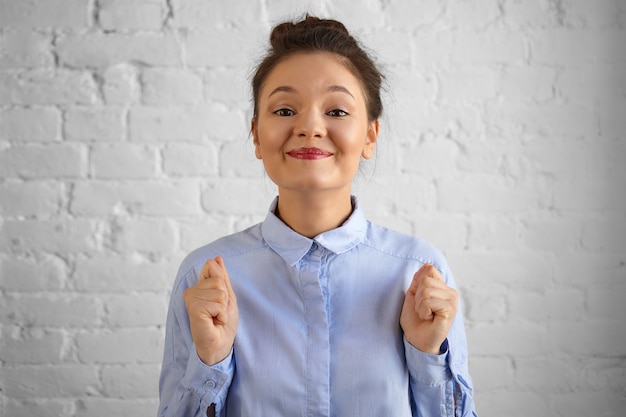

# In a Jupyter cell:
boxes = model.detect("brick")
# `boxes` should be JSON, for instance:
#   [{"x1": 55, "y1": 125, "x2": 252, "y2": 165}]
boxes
[
  {"x1": 468, "y1": 356, "x2": 514, "y2": 391},
  {"x1": 529, "y1": 29, "x2": 617, "y2": 66},
  {"x1": 447, "y1": 250, "x2": 554, "y2": 291},
  {"x1": 219, "y1": 141, "x2": 266, "y2": 178},
  {"x1": 478, "y1": 392, "x2": 548, "y2": 417},
  {"x1": 106, "y1": 217, "x2": 177, "y2": 254},
  {"x1": 90, "y1": 144, "x2": 157, "y2": 179},
  {"x1": 101, "y1": 364, "x2": 161, "y2": 398},
  {"x1": 438, "y1": 66, "x2": 499, "y2": 102},
  {"x1": 462, "y1": 285, "x2": 508, "y2": 323},
  {"x1": 362, "y1": 30, "x2": 413, "y2": 67},
  {"x1": 553, "y1": 252, "x2": 625, "y2": 288},
  {"x1": 524, "y1": 136, "x2": 605, "y2": 179},
  {"x1": 3, "y1": 364, "x2": 100, "y2": 399},
  {"x1": 578, "y1": 357, "x2": 626, "y2": 392},
  {"x1": 75, "y1": 398, "x2": 159, "y2": 417},
  {"x1": 64, "y1": 106, "x2": 126, "y2": 142},
  {"x1": 485, "y1": 101, "x2": 598, "y2": 137},
  {"x1": 465, "y1": 215, "x2": 519, "y2": 251},
  {"x1": 104, "y1": 293, "x2": 168, "y2": 327},
  {"x1": 598, "y1": 97, "x2": 626, "y2": 139},
  {"x1": 1, "y1": 294, "x2": 101, "y2": 327},
  {"x1": 129, "y1": 104, "x2": 245, "y2": 142},
  {"x1": 4, "y1": 399, "x2": 74, "y2": 417},
  {"x1": 437, "y1": 175, "x2": 550, "y2": 212},
  {"x1": 513, "y1": 356, "x2": 580, "y2": 392},
  {"x1": 552, "y1": 391, "x2": 626, "y2": 417},
  {"x1": 98, "y1": 0, "x2": 167, "y2": 31},
  {"x1": 141, "y1": 68, "x2": 203, "y2": 105},
  {"x1": 200, "y1": 178, "x2": 283, "y2": 216},
  {"x1": 178, "y1": 215, "x2": 235, "y2": 254},
  {"x1": 70, "y1": 180, "x2": 202, "y2": 216},
  {"x1": 73, "y1": 254, "x2": 176, "y2": 293},
  {"x1": 202, "y1": 67, "x2": 249, "y2": 107},
  {"x1": 581, "y1": 217, "x2": 626, "y2": 253},
  {"x1": 0, "y1": 143, "x2": 87, "y2": 178},
  {"x1": 446, "y1": 0, "x2": 500, "y2": 29},
  {"x1": 563, "y1": 0, "x2": 623, "y2": 29},
  {"x1": 76, "y1": 328, "x2": 164, "y2": 364},
  {"x1": 448, "y1": 29, "x2": 526, "y2": 65},
  {"x1": 519, "y1": 216, "x2": 582, "y2": 252},
  {"x1": 550, "y1": 320, "x2": 625, "y2": 356},
  {"x1": 502, "y1": 0, "x2": 563, "y2": 29},
  {"x1": 0, "y1": 253, "x2": 67, "y2": 291},
  {"x1": 554, "y1": 179, "x2": 626, "y2": 211},
  {"x1": 412, "y1": 213, "x2": 467, "y2": 252},
  {"x1": 499, "y1": 65, "x2": 556, "y2": 102},
  {"x1": 0, "y1": 31, "x2": 53, "y2": 68},
  {"x1": 587, "y1": 284, "x2": 626, "y2": 320},
  {"x1": 399, "y1": 140, "x2": 459, "y2": 176},
  {"x1": 56, "y1": 33, "x2": 182, "y2": 68},
  {"x1": 470, "y1": 322, "x2": 549, "y2": 356},
  {"x1": 0, "y1": 0, "x2": 89, "y2": 30},
  {"x1": 383, "y1": 0, "x2": 443, "y2": 28},
  {"x1": 507, "y1": 288, "x2": 585, "y2": 323},
  {"x1": 0, "y1": 180, "x2": 62, "y2": 217},
  {"x1": 0, "y1": 219, "x2": 98, "y2": 253},
  {"x1": 101, "y1": 63, "x2": 140, "y2": 104},
  {"x1": 557, "y1": 64, "x2": 624, "y2": 103},
  {"x1": 163, "y1": 142, "x2": 219, "y2": 177},
  {"x1": 184, "y1": 28, "x2": 256, "y2": 68},
  {"x1": 0, "y1": 69, "x2": 98, "y2": 105},
  {"x1": 170, "y1": 0, "x2": 264, "y2": 30},
  {"x1": 0, "y1": 107, "x2": 60, "y2": 142},
  {"x1": 0, "y1": 326, "x2": 65, "y2": 364}
]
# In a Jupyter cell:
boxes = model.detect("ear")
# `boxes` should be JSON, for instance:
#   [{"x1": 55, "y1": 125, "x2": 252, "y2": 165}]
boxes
[
  {"x1": 361, "y1": 119, "x2": 379, "y2": 160},
  {"x1": 251, "y1": 118, "x2": 262, "y2": 159}
]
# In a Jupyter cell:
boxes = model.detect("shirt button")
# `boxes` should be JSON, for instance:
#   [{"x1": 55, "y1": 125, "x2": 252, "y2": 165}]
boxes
[{"x1": 205, "y1": 380, "x2": 216, "y2": 390}]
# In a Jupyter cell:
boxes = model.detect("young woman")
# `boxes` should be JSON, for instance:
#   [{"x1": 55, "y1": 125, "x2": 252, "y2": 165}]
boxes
[{"x1": 158, "y1": 15, "x2": 477, "y2": 417}]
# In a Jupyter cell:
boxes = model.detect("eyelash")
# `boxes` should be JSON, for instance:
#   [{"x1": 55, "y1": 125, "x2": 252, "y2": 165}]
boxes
[{"x1": 272, "y1": 108, "x2": 349, "y2": 117}]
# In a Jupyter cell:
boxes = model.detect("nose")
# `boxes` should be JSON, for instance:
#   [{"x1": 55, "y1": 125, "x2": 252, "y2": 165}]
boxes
[{"x1": 294, "y1": 109, "x2": 326, "y2": 139}]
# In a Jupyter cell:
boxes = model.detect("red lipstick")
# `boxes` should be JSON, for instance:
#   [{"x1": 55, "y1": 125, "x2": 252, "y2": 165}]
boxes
[{"x1": 286, "y1": 147, "x2": 333, "y2": 160}]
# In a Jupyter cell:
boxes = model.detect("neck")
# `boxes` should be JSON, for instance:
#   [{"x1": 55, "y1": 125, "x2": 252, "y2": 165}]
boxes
[{"x1": 275, "y1": 190, "x2": 354, "y2": 238}]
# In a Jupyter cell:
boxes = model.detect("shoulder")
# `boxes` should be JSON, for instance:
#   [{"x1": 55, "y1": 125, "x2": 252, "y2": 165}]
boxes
[
  {"x1": 362, "y1": 221, "x2": 451, "y2": 275},
  {"x1": 174, "y1": 223, "x2": 265, "y2": 287}
]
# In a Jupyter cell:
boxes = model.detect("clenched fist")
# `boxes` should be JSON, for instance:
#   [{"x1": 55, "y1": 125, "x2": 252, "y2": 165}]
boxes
[
  {"x1": 400, "y1": 263, "x2": 458, "y2": 354},
  {"x1": 184, "y1": 256, "x2": 239, "y2": 365}
]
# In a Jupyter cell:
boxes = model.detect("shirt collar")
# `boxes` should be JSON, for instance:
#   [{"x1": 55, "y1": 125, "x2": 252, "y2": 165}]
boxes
[{"x1": 261, "y1": 196, "x2": 368, "y2": 266}]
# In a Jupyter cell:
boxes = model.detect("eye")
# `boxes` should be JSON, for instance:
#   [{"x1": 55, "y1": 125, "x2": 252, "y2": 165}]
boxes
[
  {"x1": 327, "y1": 109, "x2": 348, "y2": 117},
  {"x1": 273, "y1": 108, "x2": 295, "y2": 117}
]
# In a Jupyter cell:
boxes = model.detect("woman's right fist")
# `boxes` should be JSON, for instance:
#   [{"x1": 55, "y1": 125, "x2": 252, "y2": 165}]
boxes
[{"x1": 184, "y1": 256, "x2": 239, "y2": 365}]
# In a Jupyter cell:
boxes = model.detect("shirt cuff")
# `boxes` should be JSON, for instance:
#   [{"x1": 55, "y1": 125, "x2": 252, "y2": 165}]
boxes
[
  {"x1": 404, "y1": 337, "x2": 452, "y2": 387},
  {"x1": 182, "y1": 348, "x2": 234, "y2": 411}
]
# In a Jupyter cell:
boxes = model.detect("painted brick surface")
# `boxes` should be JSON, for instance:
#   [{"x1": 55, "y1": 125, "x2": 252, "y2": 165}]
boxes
[{"x1": 1, "y1": 0, "x2": 625, "y2": 416}]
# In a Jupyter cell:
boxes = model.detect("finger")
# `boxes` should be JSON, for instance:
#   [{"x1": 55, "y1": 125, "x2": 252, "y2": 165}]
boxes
[
  {"x1": 408, "y1": 263, "x2": 431, "y2": 295},
  {"x1": 214, "y1": 256, "x2": 236, "y2": 299},
  {"x1": 196, "y1": 258, "x2": 227, "y2": 288}
]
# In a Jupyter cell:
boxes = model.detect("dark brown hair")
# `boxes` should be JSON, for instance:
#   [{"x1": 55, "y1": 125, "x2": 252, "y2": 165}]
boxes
[{"x1": 251, "y1": 15, "x2": 384, "y2": 121}]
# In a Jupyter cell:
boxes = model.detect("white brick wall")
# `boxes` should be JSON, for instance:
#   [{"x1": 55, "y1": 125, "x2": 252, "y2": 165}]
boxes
[{"x1": 1, "y1": 0, "x2": 624, "y2": 416}]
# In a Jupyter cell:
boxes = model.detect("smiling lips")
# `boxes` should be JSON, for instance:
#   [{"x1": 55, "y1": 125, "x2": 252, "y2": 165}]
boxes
[{"x1": 286, "y1": 147, "x2": 333, "y2": 160}]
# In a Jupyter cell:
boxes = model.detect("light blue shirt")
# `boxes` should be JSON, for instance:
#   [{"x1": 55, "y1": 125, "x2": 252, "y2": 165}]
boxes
[{"x1": 158, "y1": 197, "x2": 477, "y2": 416}]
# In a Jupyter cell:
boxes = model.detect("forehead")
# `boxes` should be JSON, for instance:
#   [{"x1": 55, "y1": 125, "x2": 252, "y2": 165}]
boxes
[{"x1": 260, "y1": 51, "x2": 365, "y2": 99}]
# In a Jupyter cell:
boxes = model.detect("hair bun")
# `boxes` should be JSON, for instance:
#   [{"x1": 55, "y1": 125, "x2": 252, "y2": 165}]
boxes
[{"x1": 270, "y1": 15, "x2": 351, "y2": 50}]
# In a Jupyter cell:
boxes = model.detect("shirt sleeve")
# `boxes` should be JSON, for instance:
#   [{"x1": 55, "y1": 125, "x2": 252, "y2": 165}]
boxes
[
  {"x1": 404, "y1": 338, "x2": 455, "y2": 416},
  {"x1": 158, "y1": 267, "x2": 235, "y2": 417},
  {"x1": 404, "y1": 259, "x2": 479, "y2": 417}
]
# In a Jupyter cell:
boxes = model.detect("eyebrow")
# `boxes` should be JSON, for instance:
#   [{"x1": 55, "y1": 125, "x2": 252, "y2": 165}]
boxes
[{"x1": 268, "y1": 85, "x2": 356, "y2": 100}]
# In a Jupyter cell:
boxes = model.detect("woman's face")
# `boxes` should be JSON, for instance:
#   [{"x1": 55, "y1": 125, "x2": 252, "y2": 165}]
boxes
[{"x1": 252, "y1": 51, "x2": 379, "y2": 196}]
